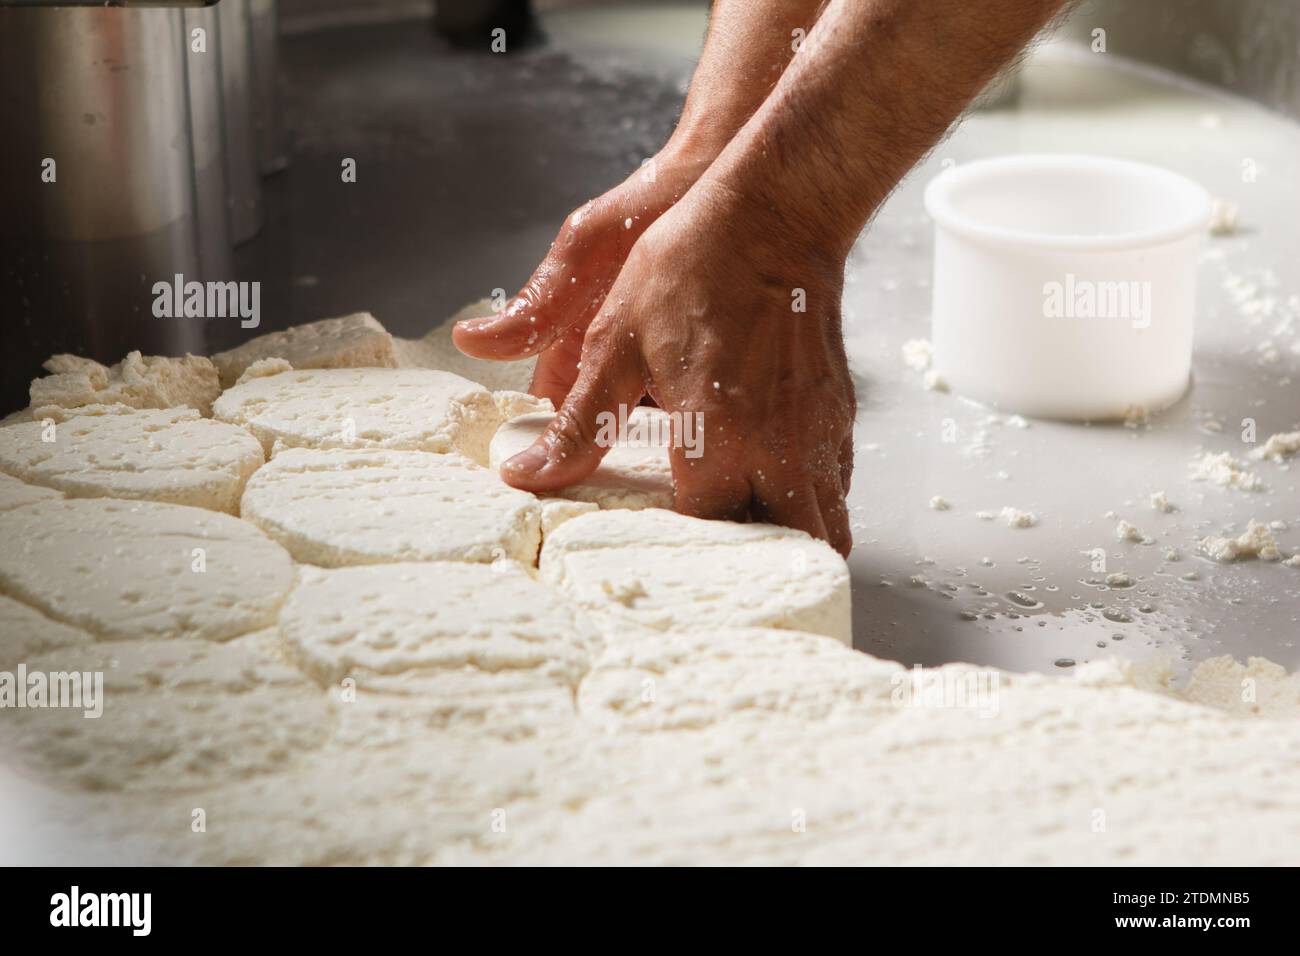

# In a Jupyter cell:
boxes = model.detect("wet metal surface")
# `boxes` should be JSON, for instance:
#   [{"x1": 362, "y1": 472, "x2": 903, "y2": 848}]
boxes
[
  {"x1": 211, "y1": 13, "x2": 691, "y2": 355},
  {"x1": 842, "y1": 45, "x2": 1300, "y2": 679}
]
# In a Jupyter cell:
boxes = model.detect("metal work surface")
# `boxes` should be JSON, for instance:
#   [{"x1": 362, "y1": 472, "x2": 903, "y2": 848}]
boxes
[
  {"x1": 212, "y1": 6, "x2": 696, "y2": 354},
  {"x1": 845, "y1": 45, "x2": 1300, "y2": 678}
]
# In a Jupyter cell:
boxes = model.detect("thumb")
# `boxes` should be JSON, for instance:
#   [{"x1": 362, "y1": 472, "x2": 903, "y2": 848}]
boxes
[
  {"x1": 452, "y1": 284, "x2": 567, "y2": 361},
  {"x1": 500, "y1": 327, "x2": 644, "y2": 492},
  {"x1": 453, "y1": 203, "x2": 618, "y2": 362}
]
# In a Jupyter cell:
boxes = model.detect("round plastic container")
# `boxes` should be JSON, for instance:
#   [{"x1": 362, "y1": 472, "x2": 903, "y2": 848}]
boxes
[{"x1": 923, "y1": 154, "x2": 1211, "y2": 420}]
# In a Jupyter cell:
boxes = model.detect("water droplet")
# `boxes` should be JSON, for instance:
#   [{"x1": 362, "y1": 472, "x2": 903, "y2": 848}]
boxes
[{"x1": 1005, "y1": 591, "x2": 1042, "y2": 610}]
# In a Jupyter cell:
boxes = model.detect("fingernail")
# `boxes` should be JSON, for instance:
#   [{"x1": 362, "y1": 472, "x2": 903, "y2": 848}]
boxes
[{"x1": 503, "y1": 445, "x2": 549, "y2": 477}]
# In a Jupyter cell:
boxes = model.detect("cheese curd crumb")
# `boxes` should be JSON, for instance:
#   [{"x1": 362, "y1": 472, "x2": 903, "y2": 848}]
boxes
[
  {"x1": 1190, "y1": 451, "x2": 1263, "y2": 491},
  {"x1": 1149, "y1": 491, "x2": 1176, "y2": 513},
  {"x1": 1198, "y1": 520, "x2": 1283, "y2": 563},
  {"x1": 1116, "y1": 520, "x2": 1148, "y2": 543}
]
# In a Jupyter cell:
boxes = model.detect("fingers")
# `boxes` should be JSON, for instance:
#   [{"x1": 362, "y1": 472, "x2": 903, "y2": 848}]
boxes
[
  {"x1": 451, "y1": 276, "x2": 572, "y2": 362},
  {"x1": 752, "y1": 480, "x2": 830, "y2": 546},
  {"x1": 527, "y1": 325, "x2": 585, "y2": 408},
  {"x1": 501, "y1": 322, "x2": 645, "y2": 493},
  {"x1": 817, "y1": 482, "x2": 853, "y2": 557},
  {"x1": 751, "y1": 465, "x2": 853, "y2": 557},
  {"x1": 670, "y1": 422, "x2": 751, "y2": 522},
  {"x1": 454, "y1": 203, "x2": 621, "y2": 363}
]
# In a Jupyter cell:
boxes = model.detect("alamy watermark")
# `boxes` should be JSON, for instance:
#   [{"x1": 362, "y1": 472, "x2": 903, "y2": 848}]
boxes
[
  {"x1": 594, "y1": 404, "x2": 703, "y2": 459},
  {"x1": 890, "y1": 664, "x2": 1000, "y2": 718},
  {"x1": 0, "y1": 665, "x2": 103, "y2": 718},
  {"x1": 50, "y1": 886, "x2": 150, "y2": 936},
  {"x1": 1043, "y1": 273, "x2": 1151, "y2": 329},
  {"x1": 152, "y1": 273, "x2": 260, "y2": 328}
]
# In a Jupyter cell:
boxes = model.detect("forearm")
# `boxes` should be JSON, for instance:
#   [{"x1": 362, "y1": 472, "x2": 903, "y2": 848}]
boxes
[
  {"x1": 697, "y1": 0, "x2": 1070, "y2": 257},
  {"x1": 666, "y1": 0, "x2": 828, "y2": 162}
]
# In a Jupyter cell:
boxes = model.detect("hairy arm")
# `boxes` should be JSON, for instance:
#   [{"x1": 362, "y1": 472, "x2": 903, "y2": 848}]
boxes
[
  {"x1": 670, "y1": 0, "x2": 830, "y2": 161},
  {"x1": 703, "y1": 0, "x2": 1070, "y2": 260}
]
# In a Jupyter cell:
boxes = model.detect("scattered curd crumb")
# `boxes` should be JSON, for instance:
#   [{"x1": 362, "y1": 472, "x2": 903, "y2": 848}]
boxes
[
  {"x1": 1122, "y1": 405, "x2": 1149, "y2": 429},
  {"x1": 1116, "y1": 520, "x2": 1147, "y2": 543},
  {"x1": 1149, "y1": 491, "x2": 1176, "y2": 513},
  {"x1": 1198, "y1": 520, "x2": 1283, "y2": 563},
  {"x1": 623, "y1": 218, "x2": 633, "y2": 229},
  {"x1": 1284, "y1": 555, "x2": 1300, "y2": 569},
  {"x1": 976, "y1": 510, "x2": 996, "y2": 521},
  {"x1": 1163, "y1": 548, "x2": 1181, "y2": 562},
  {"x1": 929, "y1": 496, "x2": 951, "y2": 511},
  {"x1": 1189, "y1": 450, "x2": 1264, "y2": 491},
  {"x1": 900, "y1": 338, "x2": 949, "y2": 392},
  {"x1": 1105, "y1": 572, "x2": 1134, "y2": 588},
  {"x1": 1252, "y1": 431, "x2": 1300, "y2": 463},
  {"x1": 1208, "y1": 198, "x2": 1239, "y2": 236},
  {"x1": 901, "y1": 338, "x2": 933, "y2": 372},
  {"x1": 999, "y1": 506, "x2": 1037, "y2": 528},
  {"x1": 923, "y1": 370, "x2": 949, "y2": 393}
]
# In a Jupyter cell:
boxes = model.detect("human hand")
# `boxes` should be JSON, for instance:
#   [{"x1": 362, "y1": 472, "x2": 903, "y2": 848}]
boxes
[
  {"x1": 495, "y1": 183, "x2": 857, "y2": 555},
  {"x1": 451, "y1": 146, "x2": 711, "y2": 407}
]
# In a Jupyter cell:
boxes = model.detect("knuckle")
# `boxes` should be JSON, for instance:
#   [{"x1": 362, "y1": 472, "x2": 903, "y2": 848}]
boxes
[
  {"x1": 582, "y1": 315, "x2": 637, "y2": 373},
  {"x1": 514, "y1": 279, "x2": 547, "y2": 316},
  {"x1": 583, "y1": 316, "x2": 618, "y2": 354},
  {"x1": 544, "y1": 413, "x2": 587, "y2": 461}
]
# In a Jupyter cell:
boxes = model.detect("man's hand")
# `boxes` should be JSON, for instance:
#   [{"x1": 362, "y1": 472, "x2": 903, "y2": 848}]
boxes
[
  {"x1": 496, "y1": 184, "x2": 858, "y2": 555},
  {"x1": 462, "y1": 0, "x2": 1071, "y2": 556},
  {"x1": 451, "y1": 147, "x2": 709, "y2": 407}
]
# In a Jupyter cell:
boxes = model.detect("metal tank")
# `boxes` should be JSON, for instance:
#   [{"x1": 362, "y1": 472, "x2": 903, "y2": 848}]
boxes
[{"x1": 0, "y1": 0, "x2": 280, "y2": 412}]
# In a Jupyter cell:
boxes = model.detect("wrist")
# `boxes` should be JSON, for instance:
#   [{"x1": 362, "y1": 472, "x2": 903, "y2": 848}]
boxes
[
  {"x1": 662, "y1": 169, "x2": 851, "y2": 294},
  {"x1": 696, "y1": 143, "x2": 868, "y2": 267},
  {"x1": 656, "y1": 128, "x2": 724, "y2": 178}
]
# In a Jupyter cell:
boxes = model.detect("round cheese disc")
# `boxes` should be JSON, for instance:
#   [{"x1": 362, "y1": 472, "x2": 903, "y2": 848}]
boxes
[
  {"x1": 0, "y1": 407, "x2": 264, "y2": 514},
  {"x1": 240, "y1": 447, "x2": 541, "y2": 567},
  {"x1": 279, "y1": 561, "x2": 596, "y2": 695},
  {"x1": 0, "y1": 498, "x2": 295, "y2": 642},
  {"x1": 540, "y1": 509, "x2": 851, "y2": 645},
  {"x1": 212, "y1": 367, "x2": 503, "y2": 464}
]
